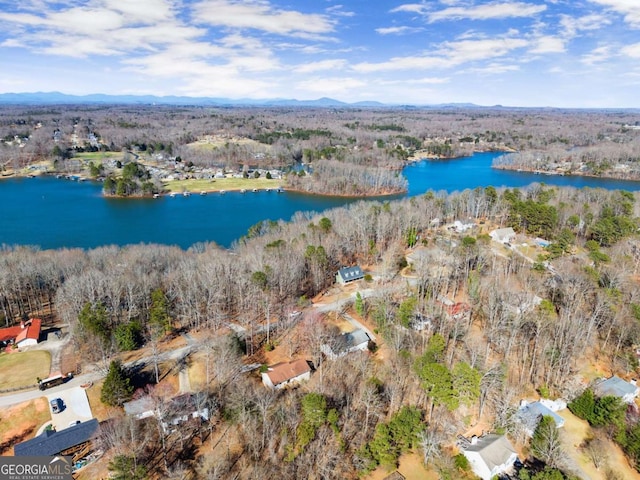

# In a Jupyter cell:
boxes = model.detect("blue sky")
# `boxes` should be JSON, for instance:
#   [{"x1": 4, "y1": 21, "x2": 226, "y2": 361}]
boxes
[{"x1": 0, "y1": 0, "x2": 639, "y2": 107}]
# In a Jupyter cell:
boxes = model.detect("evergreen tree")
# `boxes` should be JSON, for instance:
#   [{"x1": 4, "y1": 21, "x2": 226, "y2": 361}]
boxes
[
  {"x1": 101, "y1": 360, "x2": 134, "y2": 407},
  {"x1": 108, "y1": 455, "x2": 147, "y2": 480}
]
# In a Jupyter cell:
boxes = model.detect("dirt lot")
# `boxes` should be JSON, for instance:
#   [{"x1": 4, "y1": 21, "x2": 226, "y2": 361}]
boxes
[{"x1": 0, "y1": 397, "x2": 51, "y2": 454}]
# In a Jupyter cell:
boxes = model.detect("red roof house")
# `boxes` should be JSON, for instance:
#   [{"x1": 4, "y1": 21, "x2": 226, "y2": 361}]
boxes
[{"x1": 15, "y1": 318, "x2": 42, "y2": 347}]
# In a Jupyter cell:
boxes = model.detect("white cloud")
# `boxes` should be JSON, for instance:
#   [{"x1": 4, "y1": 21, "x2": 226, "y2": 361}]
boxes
[
  {"x1": 466, "y1": 62, "x2": 520, "y2": 74},
  {"x1": 293, "y1": 59, "x2": 347, "y2": 73},
  {"x1": 622, "y1": 43, "x2": 640, "y2": 58},
  {"x1": 581, "y1": 45, "x2": 614, "y2": 64},
  {"x1": 375, "y1": 26, "x2": 423, "y2": 35},
  {"x1": 589, "y1": 0, "x2": 640, "y2": 27},
  {"x1": 560, "y1": 13, "x2": 611, "y2": 38},
  {"x1": 529, "y1": 36, "x2": 566, "y2": 53},
  {"x1": 390, "y1": 4, "x2": 429, "y2": 14},
  {"x1": 353, "y1": 35, "x2": 529, "y2": 73},
  {"x1": 325, "y1": 5, "x2": 355, "y2": 17},
  {"x1": 296, "y1": 77, "x2": 366, "y2": 95},
  {"x1": 192, "y1": 1, "x2": 335, "y2": 37},
  {"x1": 428, "y1": 2, "x2": 546, "y2": 22}
]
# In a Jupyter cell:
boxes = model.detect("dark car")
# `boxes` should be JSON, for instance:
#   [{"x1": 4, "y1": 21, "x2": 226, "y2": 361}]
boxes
[{"x1": 50, "y1": 398, "x2": 63, "y2": 414}]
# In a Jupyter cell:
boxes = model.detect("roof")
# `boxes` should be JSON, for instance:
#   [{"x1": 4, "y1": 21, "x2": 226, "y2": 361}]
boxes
[
  {"x1": 490, "y1": 227, "x2": 516, "y2": 239},
  {"x1": 264, "y1": 359, "x2": 311, "y2": 386},
  {"x1": 14, "y1": 419, "x2": 99, "y2": 456},
  {"x1": 337, "y1": 266, "x2": 364, "y2": 281},
  {"x1": 15, "y1": 318, "x2": 42, "y2": 344},
  {"x1": 344, "y1": 329, "x2": 370, "y2": 347},
  {"x1": 383, "y1": 473, "x2": 406, "y2": 480},
  {"x1": 594, "y1": 376, "x2": 638, "y2": 398},
  {"x1": 464, "y1": 434, "x2": 517, "y2": 472},
  {"x1": 518, "y1": 401, "x2": 565, "y2": 428},
  {"x1": 123, "y1": 397, "x2": 156, "y2": 417},
  {"x1": 0, "y1": 325, "x2": 23, "y2": 343}
]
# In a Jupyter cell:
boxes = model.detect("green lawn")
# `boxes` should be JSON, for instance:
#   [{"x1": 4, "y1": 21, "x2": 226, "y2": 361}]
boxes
[
  {"x1": 164, "y1": 176, "x2": 283, "y2": 193},
  {"x1": 73, "y1": 151, "x2": 122, "y2": 161},
  {"x1": 0, "y1": 350, "x2": 51, "y2": 390}
]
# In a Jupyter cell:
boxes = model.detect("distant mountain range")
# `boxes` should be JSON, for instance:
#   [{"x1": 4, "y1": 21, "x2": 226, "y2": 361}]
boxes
[
  {"x1": 0, "y1": 92, "x2": 390, "y2": 107},
  {"x1": 0, "y1": 91, "x2": 490, "y2": 108}
]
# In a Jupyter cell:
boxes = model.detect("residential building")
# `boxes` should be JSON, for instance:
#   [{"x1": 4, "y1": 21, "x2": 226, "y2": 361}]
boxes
[
  {"x1": 261, "y1": 359, "x2": 311, "y2": 389},
  {"x1": 461, "y1": 434, "x2": 518, "y2": 480},
  {"x1": 489, "y1": 227, "x2": 516, "y2": 244},
  {"x1": 593, "y1": 376, "x2": 640, "y2": 404},
  {"x1": 15, "y1": 318, "x2": 42, "y2": 348},
  {"x1": 14, "y1": 418, "x2": 99, "y2": 463},
  {"x1": 517, "y1": 400, "x2": 566, "y2": 436},
  {"x1": 336, "y1": 266, "x2": 364, "y2": 284},
  {"x1": 321, "y1": 329, "x2": 370, "y2": 359}
]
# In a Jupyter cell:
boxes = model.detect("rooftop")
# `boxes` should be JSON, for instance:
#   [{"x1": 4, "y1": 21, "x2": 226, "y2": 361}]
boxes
[
  {"x1": 14, "y1": 419, "x2": 99, "y2": 457},
  {"x1": 264, "y1": 359, "x2": 311, "y2": 386}
]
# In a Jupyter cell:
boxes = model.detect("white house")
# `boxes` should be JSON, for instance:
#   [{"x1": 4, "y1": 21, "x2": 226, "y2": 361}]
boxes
[
  {"x1": 593, "y1": 376, "x2": 640, "y2": 404},
  {"x1": 489, "y1": 227, "x2": 516, "y2": 244},
  {"x1": 261, "y1": 359, "x2": 311, "y2": 389},
  {"x1": 517, "y1": 400, "x2": 566, "y2": 436},
  {"x1": 462, "y1": 434, "x2": 518, "y2": 480}
]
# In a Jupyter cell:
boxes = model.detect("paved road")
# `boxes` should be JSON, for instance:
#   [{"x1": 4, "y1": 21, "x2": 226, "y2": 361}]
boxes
[{"x1": 0, "y1": 343, "x2": 197, "y2": 409}]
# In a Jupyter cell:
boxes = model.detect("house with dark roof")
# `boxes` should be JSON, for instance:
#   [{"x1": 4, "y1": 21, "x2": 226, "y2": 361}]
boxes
[
  {"x1": 336, "y1": 266, "x2": 364, "y2": 285},
  {"x1": 262, "y1": 359, "x2": 311, "y2": 389},
  {"x1": 593, "y1": 376, "x2": 640, "y2": 404},
  {"x1": 14, "y1": 418, "x2": 99, "y2": 463},
  {"x1": 461, "y1": 434, "x2": 518, "y2": 480},
  {"x1": 321, "y1": 329, "x2": 370, "y2": 359}
]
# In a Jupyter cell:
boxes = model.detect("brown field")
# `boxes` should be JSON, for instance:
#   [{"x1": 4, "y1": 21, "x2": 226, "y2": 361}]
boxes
[
  {"x1": 0, "y1": 397, "x2": 51, "y2": 455},
  {"x1": 0, "y1": 350, "x2": 51, "y2": 390},
  {"x1": 365, "y1": 452, "x2": 438, "y2": 480}
]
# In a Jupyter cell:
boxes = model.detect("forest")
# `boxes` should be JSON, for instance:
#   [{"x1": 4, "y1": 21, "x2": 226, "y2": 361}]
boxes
[
  {"x1": 1, "y1": 105, "x2": 640, "y2": 196},
  {"x1": 3, "y1": 177, "x2": 640, "y2": 478}
]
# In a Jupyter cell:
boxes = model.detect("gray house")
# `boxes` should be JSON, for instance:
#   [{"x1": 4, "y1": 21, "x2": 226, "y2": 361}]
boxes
[
  {"x1": 321, "y1": 329, "x2": 370, "y2": 359},
  {"x1": 594, "y1": 376, "x2": 640, "y2": 404},
  {"x1": 336, "y1": 266, "x2": 364, "y2": 284}
]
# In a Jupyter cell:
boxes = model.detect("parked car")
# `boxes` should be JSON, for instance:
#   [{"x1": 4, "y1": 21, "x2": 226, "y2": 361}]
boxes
[{"x1": 50, "y1": 398, "x2": 63, "y2": 414}]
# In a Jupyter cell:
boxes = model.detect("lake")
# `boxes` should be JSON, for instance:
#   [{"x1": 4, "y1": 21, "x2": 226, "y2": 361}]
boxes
[{"x1": 2, "y1": 152, "x2": 639, "y2": 250}]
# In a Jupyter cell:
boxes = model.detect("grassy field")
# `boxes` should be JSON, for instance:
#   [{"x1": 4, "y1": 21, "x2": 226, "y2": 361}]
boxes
[
  {"x1": 0, "y1": 398, "x2": 50, "y2": 455},
  {"x1": 163, "y1": 176, "x2": 283, "y2": 193},
  {"x1": 0, "y1": 351, "x2": 51, "y2": 390}
]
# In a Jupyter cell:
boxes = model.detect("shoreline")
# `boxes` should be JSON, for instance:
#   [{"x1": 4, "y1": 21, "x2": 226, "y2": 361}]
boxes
[{"x1": 492, "y1": 164, "x2": 640, "y2": 182}]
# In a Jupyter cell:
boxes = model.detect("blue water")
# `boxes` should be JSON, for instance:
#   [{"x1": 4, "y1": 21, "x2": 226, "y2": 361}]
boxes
[{"x1": 1, "y1": 152, "x2": 639, "y2": 250}]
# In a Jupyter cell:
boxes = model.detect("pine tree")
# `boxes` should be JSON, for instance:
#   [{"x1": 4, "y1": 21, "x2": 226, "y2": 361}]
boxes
[{"x1": 101, "y1": 360, "x2": 134, "y2": 407}]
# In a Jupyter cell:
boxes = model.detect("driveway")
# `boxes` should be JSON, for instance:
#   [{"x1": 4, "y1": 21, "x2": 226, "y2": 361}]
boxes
[{"x1": 47, "y1": 386, "x2": 93, "y2": 431}]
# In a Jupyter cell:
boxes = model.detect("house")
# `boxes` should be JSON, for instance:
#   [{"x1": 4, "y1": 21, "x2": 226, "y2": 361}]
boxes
[
  {"x1": 261, "y1": 359, "x2": 311, "y2": 389},
  {"x1": 15, "y1": 318, "x2": 42, "y2": 348},
  {"x1": 593, "y1": 376, "x2": 640, "y2": 404},
  {"x1": 125, "y1": 394, "x2": 210, "y2": 433},
  {"x1": 517, "y1": 400, "x2": 566, "y2": 436},
  {"x1": 321, "y1": 329, "x2": 370, "y2": 359},
  {"x1": 0, "y1": 318, "x2": 41, "y2": 348},
  {"x1": 461, "y1": 434, "x2": 518, "y2": 480},
  {"x1": 160, "y1": 393, "x2": 211, "y2": 433},
  {"x1": 14, "y1": 418, "x2": 99, "y2": 463},
  {"x1": 489, "y1": 227, "x2": 516, "y2": 244},
  {"x1": 451, "y1": 220, "x2": 475, "y2": 233},
  {"x1": 336, "y1": 266, "x2": 364, "y2": 284},
  {"x1": 123, "y1": 396, "x2": 156, "y2": 420}
]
